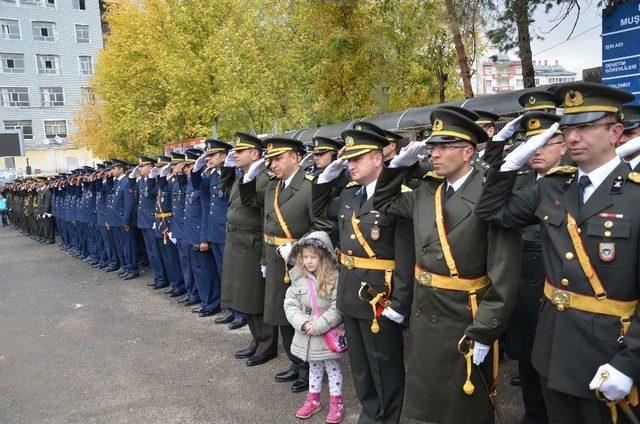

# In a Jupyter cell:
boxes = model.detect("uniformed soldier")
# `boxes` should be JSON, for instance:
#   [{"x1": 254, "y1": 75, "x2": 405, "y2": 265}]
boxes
[
  {"x1": 476, "y1": 82, "x2": 640, "y2": 423},
  {"x1": 617, "y1": 104, "x2": 640, "y2": 171},
  {"x1": 240, "y1": 136, "x2": 332, "y2": 393},
  {"x1": 105, "y1": 160, "x2": 132, "y2": 279},
  {"x1": 183, "y1": 148, "x2": 220, "y2": 317},
  {"x1": 122, "y1": 162, "x2": 140, "y2": 279},
  {"x1": 351, "y1": 121, "x2": 404, "y2": 164},
  {"x1": 518, "y1": 90, "x2": 562, "y2": 114},
  {"x1": 505, "y1": 112, "x2": 565, "y2": 424},
  {"x1": 220, "y1": 132, "x2": 279, "y2": 366},
  {"x1": 371, "y1": 109, "x2": 521, "y2": 424},
  {"x1": 313, "y1": 129, "x2": 415, "y2": 423}
]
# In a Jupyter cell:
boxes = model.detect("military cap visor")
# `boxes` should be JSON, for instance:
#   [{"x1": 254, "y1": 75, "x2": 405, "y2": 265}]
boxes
[
  {"x1": 518, "y1": 90, "x2": 561, "y2": 112},
  {"x1": 437, "y1": 106, "x2": 480, "y2": 122},
  {"x1": 232, "y1": 132, "x2": 263, "y2": 152},
  {"x1": 170, "y1": 152, "x2": 186, "y2": 164},
  {"x1": 473, "y1": 110, "x2": 500, "y2": 125},
  {"x1": 312, "y1": 136, "x2": 343, "y2": 154},
  {"x1": 352, "y1": 121, "x2": 403, "y2": 142},
  {"x1": 622, "y1": 104, "x2": 640, "y2": 131},
  {"x1": 138, "y1": 156, "x2": 156, "y2": 166},
  {"x1": 184, "y1": 148, "x2": 203, "y2": 163},
  {"x1": 551, "y1": 82, "x2": 635, "y2": 125},
  {"x1": 157, "y1": 155, "x2": 171, "y2": 165},
  {"x1": 428, "y1": 109, "x2": 488, "y2": 146},
  {"x1": 263, "y1": 137, "x2": 305, "y2": 159},
  {"x1": 521, "y1": 112, "x2": 562, "y2": 138},
  {"x1": 205, "y1": 139, "x2": 233, "y2": 154},
  {"x1": 340, "y1": 129, "x2": 389, "y2": 160}
]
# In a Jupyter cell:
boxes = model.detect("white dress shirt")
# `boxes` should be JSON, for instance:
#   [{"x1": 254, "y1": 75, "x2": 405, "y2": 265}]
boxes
[
  {"x1": 578, "y1": 156, "x2": 621, "y2": 203},
  {"x1": 446, "y1": 168, "x2": 474, "y2": 193},
  {"x1": 282, "y1": 167, "x2": 300, "y2": 189}
]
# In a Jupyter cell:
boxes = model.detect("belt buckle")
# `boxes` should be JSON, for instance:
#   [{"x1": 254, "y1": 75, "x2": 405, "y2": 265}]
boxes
[
  {"x1": 343, "y1": 255, "x2": 355, "y2": 270},
  {"x1": 551, "y1": 288, "x2": 570, "y2": 311},
  {"x1": 267, "y1": 235, "x2": 275, "y2": 245},
  {"x1": 418, "y1": 271, "x2": 432, "y2": 287}
]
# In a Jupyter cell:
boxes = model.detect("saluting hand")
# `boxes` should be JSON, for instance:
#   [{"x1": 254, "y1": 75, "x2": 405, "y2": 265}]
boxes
[
  {"x1": 494, "y1": 115, "x2": 524, "y2": 142},
  {"x1": 501, "y1": 123, "x2": 560, "y2": 172},
  {"x1": 160, "y1": 163, "x2": 171, "y2": 178},
  {"x1": 299, "y1": 152, "x2": 315, "y2": 170},
  {"x1": 389, "y1": 141, "x2": 429, "y2": 168},
  {"x1": 243, "y1": 158, "x2": 265, "y2": 183},
  {"x1": 317, "y1": 158, "x2": 347, "y2": 184}
]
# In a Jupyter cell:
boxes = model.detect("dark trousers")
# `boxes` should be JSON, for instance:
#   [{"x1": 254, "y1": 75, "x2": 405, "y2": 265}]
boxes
[
  {"x1": 122, "y1": 227, "x2": 139, "y2": 274},
  {"x1": 0, "y1": 211, "x2": 7, "y2": 226},
  {"x1": 246, "y1": 313, "x2": 278, "y2": 357},
  {"x1": 210, "y1": 242, "x2": 245, "y2": 320},
  {"x1": 178, "y1": 241, "x2": 198, "y2": 301},
  {"x1": 279, "y1": 324, "x2": 308, "y2": 380},
  {"x1": 142, "y1": 229, "x2": 167, "y2": 284},
  {"x1": 112, "y1": 227, "x2": 126, "y2": 270},
  {"x1": 158, "y1": 237, "x2": 184, "y2": 290},
  {"x1": 189, "y1": 248, "x2": 220, "y2": 313},
  {"x1": 519, "y1": 360, "x2": 548, "y2": 424},
  {"x1": 541, "y1": 376, "x2": 639, "y2": 424},
  {"x1": 343, "y1": 315, "x2": 405, "y2": 424},
  {"x1": 104, "y1": 226, "x2": 119, "y2": 268}
]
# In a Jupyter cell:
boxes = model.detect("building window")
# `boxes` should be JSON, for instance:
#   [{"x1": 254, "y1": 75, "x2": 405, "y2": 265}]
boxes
[
  {"x1": 1, "y1": 53, "x2": 25, "y2": 73},
  {"x1": 72, "y1": 0, "x2": 86, "y2": 9},
  {"x1": 0, "y1": 19, "x2": 21, "y2": 40},
  {"x1": 78, "y1": 56, "x2": 93, "y2": 75},
  {"x1": 40, "y1": 87, "x2": 64, "y2": 107},
  {"x1": 485, "y1": 79, "x2": 492, "y2": 90},
  {"x1": 75, "y1": 24, "x2": 90, "y2": 43},
  {"x1": 36, "y1": 54, "x2": 61, "y2": 75},
  {"x1": 516, "y1": 66, "x2": 522, "y2": 74},
  {"x1": 44, "y1": 120, "x2": 67, "y2": 139},
  {"x1": 20, "y1": 0, "x2": 55, "y2": 6},
  {"x1": 516, "y1": 79, "x2": 524, "y2": 88},
  {"x1": 1, "y1": 0, "x2": 17, "y2": 4},
  {"x1": 0, "y1": 87, "x2": 29, "y2": 107},
  {"x1": 535, "y1": 78, "x2": 540, "y2": 86},
  {"x1": 81, "y1": 87, "x2": 95, "y2": 103},
  {"x1": 32, "y1": 21, "x2": 56, "y2": 42},
  {"x1": 3, "y1": 120, "x2": 33, "y2": 140}
]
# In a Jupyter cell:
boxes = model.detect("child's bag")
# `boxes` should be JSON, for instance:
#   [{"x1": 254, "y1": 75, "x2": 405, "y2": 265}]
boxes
[{"x1": 306, "y1": 277, "x2": 348, "y2": 353}]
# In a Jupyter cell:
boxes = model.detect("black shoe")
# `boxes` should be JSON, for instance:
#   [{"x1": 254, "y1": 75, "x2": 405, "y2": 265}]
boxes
[
  {"x1": 123, "y1": 273, "x2": 139, "y2": 280},
  {"x1": 146, "y1": 281, "x2": 157, "y2": 287},
  {"x1": 163, "y1": 287, "x2": 175, "y2": 294},
  {"x1": 291, "y1": 378, "x2": 309, "y2": 393},
  {"x1": 90, "y1": 260, "x2": 100, "y2": 266},
  {"x1": 45, "y1": 240, "x2": 54, "y2": 244},
  {"x1": 170, "y1": 289, "x2": 187, "y2": 298},
  {"x1": 152, "y1": 283, "x2": 169, "y2": 290},
  {"x1": 104, "y1": 266, "x2": 118, "y2": 272},
  {"x1": 246, "y1": 353, "x2": 277, "y2": 367},
  {"x1": 199, "y1": 308, "x2": 220, "y2": 318},
  {"x1": 116, "y1": 269, "x2": 126, "y2": 277},
  {"x1": 228, "y1": 317, "x2": 247, "y2": 330},
  {"x1": 510, "y1": 376, "x2": 521, "y2": 387},
  {"x1": 235, "y1": 348, "x2": 256, "y2": 359},
  {"x1": 192, "y1": 308, "x2": 204, "y2": 314},
  {"x1": 214, "y1": 312, "x2": 235, "y2": 324},
  {"x1": 176, "y1": 297, "x2": 190, "y2": 304},
  {"x1": 275, "y1": 369, "x2": 298, "y2": 382},
  {"x1": 184, "y1": 298, "x2": 200, "y2": 306}
]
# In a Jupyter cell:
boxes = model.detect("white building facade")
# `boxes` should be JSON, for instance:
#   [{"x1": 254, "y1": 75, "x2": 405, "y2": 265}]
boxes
[{"x1": 0, "y1": 0, "x2": 102, "y2": 174}]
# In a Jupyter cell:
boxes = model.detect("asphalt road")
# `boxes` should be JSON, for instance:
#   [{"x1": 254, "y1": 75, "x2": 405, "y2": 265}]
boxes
[{"x1": 0, "y1": 227, "x2": 525, "y2": 423}]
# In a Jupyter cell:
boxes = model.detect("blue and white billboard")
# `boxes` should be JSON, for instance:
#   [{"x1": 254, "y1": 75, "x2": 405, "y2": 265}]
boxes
[{"x1": 602, "y1": 0, "x2": 640, "y2": 102}]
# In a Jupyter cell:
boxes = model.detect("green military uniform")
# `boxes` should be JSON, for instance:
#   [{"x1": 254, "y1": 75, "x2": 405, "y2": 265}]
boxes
[
  {"x1": 313, "y1": 129, "x2": 415, "y2": 423},
  {"x1": 477, "y1": 82, "x2": 640, "y2": 423},
  {"x1": 373, "y1": 109, "x2": 522, "y2": 424},
  {"x1": 622, "y1": 104, "x2": 640, "y2": 172}
]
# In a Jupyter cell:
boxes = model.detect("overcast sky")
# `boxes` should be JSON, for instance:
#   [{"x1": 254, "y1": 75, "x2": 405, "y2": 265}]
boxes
[{"x1": 486, "y1": 0, "x2": 602, "y2": 78}]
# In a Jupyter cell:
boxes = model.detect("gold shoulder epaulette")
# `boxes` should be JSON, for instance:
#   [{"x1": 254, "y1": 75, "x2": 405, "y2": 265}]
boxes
[
  {"x1": 628, "y1": 171, "x2": 640, "y2": 184},
  {"x1": 401, "y1": 185, "x2": 413, "y2": 192},
  {"x1": 345, "y1": 181, "x2": 360, "y2": 189},
  {"x1": 546, "y1": 165, "x2": 577, "y2": 176},
  {"x1": 517, "y1": 169, "x2": 532, "y2": 175},
  {"x1": 267, "y1": 170, "x2": 276, "y2": 179},
  {"x1": 305, "y1": 174, "x2": 315, "y2": 181},
  {"x1": 422, "y1": 171, "x2": 444, "y2": 180}
]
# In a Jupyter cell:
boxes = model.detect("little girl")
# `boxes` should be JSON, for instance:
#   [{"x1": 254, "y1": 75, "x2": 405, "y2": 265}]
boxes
[{"x1": 283, "y1": 231, "x2": 344, "y2": 423}]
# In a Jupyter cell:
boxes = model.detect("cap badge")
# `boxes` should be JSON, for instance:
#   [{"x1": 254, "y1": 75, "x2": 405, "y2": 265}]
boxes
[
  {"x1": 345, "y1": 136, "x2": 355, "y2": 147},
  {"x1": 267, "y1": 143, "x2": 274, "y2": 151},
  {"x1": 565, "y1": 90, "x2": 584, "y2": 107},
  {"x1": 433, "y1": 119, "x2": 444, "y2": 132},
  {"x1": 528, "y1": 96, "x2": 536, "y2": 105},
  {"x1": 528, "y1": 118, "x2": 542, "y2": 130}
]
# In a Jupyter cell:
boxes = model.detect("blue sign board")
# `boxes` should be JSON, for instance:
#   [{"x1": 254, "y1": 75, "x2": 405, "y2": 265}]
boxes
[{"x1": 602, "y1": 0, "x2": 640, "y2": 103}]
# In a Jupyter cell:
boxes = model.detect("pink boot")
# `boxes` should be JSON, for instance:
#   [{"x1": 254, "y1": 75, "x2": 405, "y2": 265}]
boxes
[
  {"x1": 296, "y1": 392, "x2": 321, "y2": 419},
  {"x1": 326, "y1": 395, "x2": 343, "y2": 423}
]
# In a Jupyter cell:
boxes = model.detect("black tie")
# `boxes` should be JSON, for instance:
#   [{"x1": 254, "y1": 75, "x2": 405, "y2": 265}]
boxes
[
  {"x1": 578, "y1": 175, "x2": 591, "y2": 207},
  {"x1": 445, "y1": 185, "x2": 455, "y2": 202},
  {"x1": 357, "y1": 187, "x2": 367, "y2": 207}
]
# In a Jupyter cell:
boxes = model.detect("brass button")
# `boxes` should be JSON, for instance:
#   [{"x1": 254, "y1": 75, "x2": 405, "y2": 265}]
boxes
[
  {"x1": 565, "y1": 252, "x2": 574, "y2": 260},
  {"x1": 561, "y1": 278, "x2": 569, "y2": 286},
  {"x1": 553, "y1": 199, "x2": 560, "y2": 206},
  {"x1": 347, "y1": 250, "x2": 353, "y2": 255},
  {"x1": 415, "y1": 308, "x2": 422, "y2": 317},
  {"x1": 605, "y1": 220, "x2": 613, "y2": 228},
  {"x1": 340, "y1": 215, "x2": 344, "y2": 219},
  {"x1": 350, "y1": 234, "x2": 356, "y2": 240},
  {"x1": 544, "y1": 215, "x2": 549, "y2": 221},
  {"x1": 604, "y1": 230, "x2": 612, "y2": 237},
  {"x1": 577, "y1": 228, "x2": 582, "y2": 234},
  {"x1": 557, "y1": 304, "x2": 565, "y2": 312}
]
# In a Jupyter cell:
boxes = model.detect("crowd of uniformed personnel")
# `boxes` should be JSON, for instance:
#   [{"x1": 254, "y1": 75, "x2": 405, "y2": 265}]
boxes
[{"x1": 2, "y1": 81, "x2": 640, "y2": 424}]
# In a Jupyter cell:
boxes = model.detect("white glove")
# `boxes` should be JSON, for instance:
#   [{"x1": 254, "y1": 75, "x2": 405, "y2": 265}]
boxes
[
  {"x1": 382, "y1": 307, "x2": 404, "y2": 324},
  {"x1": 299, "y1": 152, "x2": 315, "y2": 170},
  {"x1": 129, "y1": 165, "x2": 140, "y2": 179},
  {"x1": 149, "y1": 167, "x2": 159, "y2": 179},
  {"x1": 45, "y1": 213, "x2": 52, "y2": 218},
  {"x1": 223, "y1": 154, "x2": 236, "y2": 168},
  {"x1": 616, "y1": 136, "x2": 640, "y2": 159},
  {"x1": 494, "y1": 115, "x2": 524, "y2": 142},
  {"x1": 194, "y1": 153, "x2": 208, "y2": 172},
  {"x1": 169, "y1": 236, "x2": 177, "y2": 245},
  {"x1": 317, "y1": 158, "x2": 347, "y2": 183},
  {"x1": 277, "y1": 242, "x2": 293, "y2": 262},
  {"x1": 472, "y1": 341, "x2": 491, "y2": 365},
  {"x1": 501, "y1": 123, "x2": 560, "y2": 171},
  {"x1": 160, "y1": 163, "x2": 171, "y2": 177},
  {"x1": 588, "y1": 363, "x2": 633, "y2": 401},
  {"x1": 243, "y1": 158, "x2": 265, "y2": 183},
  {"x1": 389, "y1": 141, "x2": 428, "y2": 168},
  {"x1": 260, "y1": 265, "x2": 267, "y2": 278}
]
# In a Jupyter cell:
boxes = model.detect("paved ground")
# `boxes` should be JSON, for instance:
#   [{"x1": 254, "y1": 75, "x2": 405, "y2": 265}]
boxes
[{"x1": 0, "y1": 226, "x2": 525, "y2": 423}]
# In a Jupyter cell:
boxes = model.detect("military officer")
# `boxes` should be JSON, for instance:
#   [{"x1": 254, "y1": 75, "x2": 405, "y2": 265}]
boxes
[
  {"x1": 220, "y1": 132, "x2": 278, "y2": 366},
  {"x1": 240, "y1": 137, "x2": 332, "y2": 393},
  {"x1": 105, "y1": 160, "x2": 131, "y2": 278},
  {"x1": 371, "y1": 109, "x2": 521, "y2": 424},
  {"x1": 122, "y1": 162, "x2": 140, "y2": 279},
  {"x1": 350, "y1": 120, "x2": 403, "y2": 164},
  {"x1": 313, "y1": 129, "x2": 415, "y2": 423},
  {"x1": 476, "y1": 82, "x2": 640, "y2": 423},
  {"x1": 518, "y1": 90, "x2": 562, "y2": 114},
  {"x1": 617, "y1": 104, "x2": 640, "y2": 171}
]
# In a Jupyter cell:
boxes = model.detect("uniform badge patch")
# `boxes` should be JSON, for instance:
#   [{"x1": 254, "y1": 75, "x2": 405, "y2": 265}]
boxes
[{"x1": 599, "y1": 242, "x2": 615, "y2": 262}]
